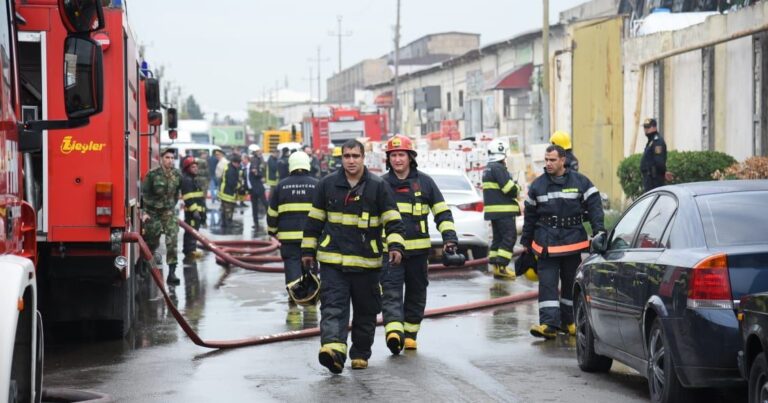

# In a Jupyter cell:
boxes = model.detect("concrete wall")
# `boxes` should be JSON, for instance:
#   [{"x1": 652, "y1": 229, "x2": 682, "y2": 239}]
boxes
[{"x1": 664, "y1": 51, "x2": 702, "y2": 152}]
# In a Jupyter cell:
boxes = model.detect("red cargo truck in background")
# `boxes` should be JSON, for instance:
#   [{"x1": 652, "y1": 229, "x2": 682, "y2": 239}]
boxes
[
  {"x1": 302, "y1": 106, "x2": 388, "y2": 151},
  {"x1": 16, "y1": 0, "x2": 167, "y2": 337}
]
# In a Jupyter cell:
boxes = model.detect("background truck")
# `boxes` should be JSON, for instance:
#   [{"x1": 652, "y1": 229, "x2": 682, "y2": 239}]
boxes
[
  {"x1": 262, "y1": 125, "x2": 302, "y2": 153},
  {"x1": 2, "y1": 0, "x2": 105, "y2": 401},
  {"x1": 302, "y1": 106, "x2": 387, "y2": 151},
  {"x1": 16, "y1": 0, "x2": 165, "y2": 338}
]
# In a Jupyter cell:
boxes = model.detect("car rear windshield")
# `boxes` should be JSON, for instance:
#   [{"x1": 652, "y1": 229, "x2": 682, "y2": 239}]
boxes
[
  {"x1": 697, "y1": 191, "x2": 768, "y2": 247},
  {"x1": 431, "y1": 174, "x2": 473, "y2": 191}
]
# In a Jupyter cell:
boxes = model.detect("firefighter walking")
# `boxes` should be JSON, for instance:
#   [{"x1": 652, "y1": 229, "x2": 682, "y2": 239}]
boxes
[
  {"x1": 380, "y1": 135, "x2": 457, "y2": 354},
  {"x1": 267, "y1": 151, "x2": 319, "y2": 323},
  {"x1": 181, "y1": 156, "x2": 206, "y2": 266},
  {"x1": 522, "y1": 145, "x2": 605, "y2": 339},
  {"x1": 218, "y1": 153, "x2": 245, "y2": 227},
  {"x1": 482, "y1": 138, "x2": 521, "y2": 280},
  {"x1": 141, "y1": 148, "x2": 182, "y2": 285},
  {"x1": 301, "y1": 139, "x2": 406, "y2": 374}
]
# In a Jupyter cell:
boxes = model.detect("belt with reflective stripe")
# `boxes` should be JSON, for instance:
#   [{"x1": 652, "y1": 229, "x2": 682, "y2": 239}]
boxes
[
  {"x1": 277, "y1": 231, "x2": 304, "y2": 241},
  {"x1": 532, "y1": 240, "x2": 589, "y2": 255},
  {"x1": 182, "y1": 191, "x2": 205, "y2": 200},
  {"x1": 278, "y1": 203, "x2": 312, "y2": 213},
  {"x1": 484, "y1": 204, "x2": 520, "y2": 213},
  {"x1": 317, "y1": 251, "x2": 382, "y2": 269}
]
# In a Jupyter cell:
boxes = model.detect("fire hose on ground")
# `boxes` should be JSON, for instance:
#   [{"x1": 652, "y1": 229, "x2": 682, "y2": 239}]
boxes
[
  {"x1": 178, "y1": 219, "x2": 492, "y2": 273},
  {"x1": 123, "y1": 229, "x2": 536, "y2": 349}
]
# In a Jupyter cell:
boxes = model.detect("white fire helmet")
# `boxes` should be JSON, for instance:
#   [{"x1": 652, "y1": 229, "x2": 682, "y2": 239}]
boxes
[
  {"x1": 248, "y1": 144, "x2": 261, "y2": 153},
  {"x1": 487, "y1": 139, "x2": 508, "y2": 162}
]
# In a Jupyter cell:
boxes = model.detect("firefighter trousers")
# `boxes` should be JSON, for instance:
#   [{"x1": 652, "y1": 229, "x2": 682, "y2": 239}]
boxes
[
  {"x1": 280, "y1": 243, "x2": 303, "y2": 286},
  {"x1": 490, "y1": 217, "x2": 517, "y2": 266},
  {"x1": 381, "y1": 253, "x2": 428, "y2": 340},
  {"x1": 537, "y1": 253, "x2": 582, "y2": 329},
  {"x1": 220, "y1": 200, "x2": 235, "y2": 226},
  {"x1": 182, "y1": 212, "x2": 201, "y2": 255},
  {"x1": 319, "y1": 265, "x2": 382, "y2": 360},
  {"x1": 250, "y1": 189, "x2": 268, "y2": 228}
]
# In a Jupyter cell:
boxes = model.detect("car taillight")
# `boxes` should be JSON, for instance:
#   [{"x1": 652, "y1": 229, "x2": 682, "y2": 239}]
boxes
[
  {"x1": 687, "y1": 253, "x2": 733, "y2": 309},
  {"x1": 95, "y1": 182, "x2": 112, "y2": 226},
  {"x1": 457, "y1": 201, "x2": 484, "y2": 212}
]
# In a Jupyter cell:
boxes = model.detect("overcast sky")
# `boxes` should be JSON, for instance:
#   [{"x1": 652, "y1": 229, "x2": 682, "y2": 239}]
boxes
[{"x1": 127, "y1": 0, "x2": 587, "y2": 120}]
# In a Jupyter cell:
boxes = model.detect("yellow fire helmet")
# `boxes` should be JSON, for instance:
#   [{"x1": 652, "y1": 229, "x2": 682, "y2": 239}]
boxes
[
  {"x1": 550, "y1": 130, "x2": 572, "y2": 150},
  {"x1": 332, "y1": 146, "x2": 342, "y2": 157}
]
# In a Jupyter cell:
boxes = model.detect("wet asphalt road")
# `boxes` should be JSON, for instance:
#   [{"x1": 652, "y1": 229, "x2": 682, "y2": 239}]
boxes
[{"x1": 42, "y1": 205, "x2": 746, "y2": 402}]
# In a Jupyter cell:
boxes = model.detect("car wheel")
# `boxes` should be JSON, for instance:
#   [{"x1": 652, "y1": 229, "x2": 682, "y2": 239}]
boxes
[
  {"x1": 749, "y1": 352, "x2": 768, "y2": 403},
  {"x1": 470, "y1": 246, "x2": 488, "y2": 260},
  {"x1": 647, "y1": 318, "x2": 691, "y2": 403},
  {"x1": 575, "y1": 294, "x2": 612, "y2": 372}
]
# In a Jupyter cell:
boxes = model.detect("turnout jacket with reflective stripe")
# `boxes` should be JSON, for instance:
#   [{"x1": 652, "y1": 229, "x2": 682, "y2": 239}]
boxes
[
  {"x1": 521, "y1": 169, "x2": 605, "y2": 257},
  {"x1": 381, "y1": 169, "x2": 457, "y2": 255},
  {"x1": 267, "y1": 173, "x2": 318, "y2": 244},
  {"x1": 219, "y1": 163, "x2": 246, "y2": 203},
  {"x1": 181, "y1": 173, "x2": 206, "y2": 213},
  {"x1": 301, "y1": 168, "x2": 406, "y2": 271},
  {"x1": 482, "y1": 161, "x2": 521, "y2": 220}
]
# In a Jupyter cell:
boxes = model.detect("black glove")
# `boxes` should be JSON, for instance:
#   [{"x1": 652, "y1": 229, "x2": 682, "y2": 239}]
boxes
[{"x1": 192, "y1": 211, "x2": 201, "y2": 221}]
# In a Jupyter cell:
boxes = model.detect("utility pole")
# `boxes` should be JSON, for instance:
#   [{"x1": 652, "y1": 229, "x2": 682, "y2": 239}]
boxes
[
  {"x1": 542, "y1": 0, "x2": 551, "y2": 139},
  {"x1": 393, "y1": 0, "x2": 401, "y2": 135},
  {"x1": 329, "y1": 15, "x2": 353, "y2": 73},
  {"x1": 308, "y1": 46, "x2": 329, "y2": 108},
  {"x1": 303, "y1": 66, "x2": 314, "y2": 103}
]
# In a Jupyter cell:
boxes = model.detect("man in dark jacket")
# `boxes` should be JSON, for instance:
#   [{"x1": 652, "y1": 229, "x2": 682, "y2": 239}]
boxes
[
  {"x1": 522, "y1": 145, "x2": 605, "y2": 340},
  {"x1": 640, "y1": 118, "x2": 668, "y2": 192},
  {"x1": 268, "y1": 151, "x2": 319, "y2": 324},
  {"x1": 266, "y1": 149, "x2": 280, "y2": 190},
  {"x1": 180, "y1": 157, "x2": 206, "y2": 268},
  {"x1": 218, "y1": 153, "x2": 245, "y2": 227},
  {"x1": 301, "y1": 139, "x2": 406, "y2": 374},
  {"x1": 380, "y1": 135, "x2": 457, "y2": 354},
  {"x1": 482, "y1": 138, "x2": 521, "y2": 280},
  {"x1": 248, "y1": 144, "x2": 268, "y2": 232},
  {"x1": 277, "y1": 147, "x2": 291, "y2": 181}
]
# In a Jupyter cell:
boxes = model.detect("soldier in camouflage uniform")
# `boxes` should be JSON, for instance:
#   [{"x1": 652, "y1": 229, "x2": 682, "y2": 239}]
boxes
[{"x1": 141, "y1": 148, "x2": 183, "y2": 285}]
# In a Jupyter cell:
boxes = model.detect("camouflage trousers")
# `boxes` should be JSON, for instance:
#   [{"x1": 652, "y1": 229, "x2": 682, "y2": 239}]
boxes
[{"x1": 143, "y1": 209, "x2": 179, "y2": 266}]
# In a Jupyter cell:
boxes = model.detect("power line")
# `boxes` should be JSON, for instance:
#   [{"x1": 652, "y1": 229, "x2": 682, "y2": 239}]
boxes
[{"x1": 308, "y1": 46, "x2": 330, "y2": 108}]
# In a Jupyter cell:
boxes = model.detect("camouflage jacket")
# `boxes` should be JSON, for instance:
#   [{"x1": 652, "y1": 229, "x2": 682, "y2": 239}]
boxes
[{"x1": 142, "y1": 166, "x2": 181, "y2": 211}]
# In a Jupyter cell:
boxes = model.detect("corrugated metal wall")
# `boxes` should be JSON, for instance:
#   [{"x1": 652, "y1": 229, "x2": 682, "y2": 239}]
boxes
[{"x1": 572, "y1": 17, "x2": 625, "y2": 208}]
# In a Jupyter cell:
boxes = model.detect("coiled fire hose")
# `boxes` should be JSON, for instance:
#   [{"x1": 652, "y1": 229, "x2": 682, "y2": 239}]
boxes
[
  {"x1": 178, "y1": 219, "x2": 491, "y2": 272},
  {"x1": 123, "y1": 231, "x2": 537, "y2": 349}
]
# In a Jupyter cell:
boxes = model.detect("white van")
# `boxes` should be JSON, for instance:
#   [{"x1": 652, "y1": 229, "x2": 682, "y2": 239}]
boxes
[{"x1": 162, "y1": 142, "x2": 223, "y2": 168}]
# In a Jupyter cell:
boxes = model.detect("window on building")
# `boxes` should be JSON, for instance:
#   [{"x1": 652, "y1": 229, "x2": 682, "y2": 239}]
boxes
[
  {"x1": 447, "y1": 92, "x2": 452, "y2": 112},
  {"x1": 458, "y1": 90, "x2": 464, "y2": 107}
]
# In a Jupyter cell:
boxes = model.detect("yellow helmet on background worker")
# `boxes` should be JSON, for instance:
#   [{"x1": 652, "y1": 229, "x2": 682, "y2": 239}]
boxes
[
  {"x1": 550, "y1": 130, "x2": 572, "y2": 150},
  {"x1": 288, "y1": 151, "x2": 311, "y2": 173},
  {"x1": 332, "y1": 146, "x2": 342, "y2": 157}
]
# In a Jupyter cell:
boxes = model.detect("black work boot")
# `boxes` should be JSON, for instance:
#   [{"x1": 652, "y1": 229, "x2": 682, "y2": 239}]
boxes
[{"x1": 166, "y1": 264, "x2": 180, "y2": 285}]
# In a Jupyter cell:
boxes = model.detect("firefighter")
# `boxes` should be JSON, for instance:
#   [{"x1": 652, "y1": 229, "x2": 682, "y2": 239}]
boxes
[
  {"x1": 522, "y1": 145, "x2": 605, "y2": 339},
  {"x1": 248, "y1": 144, "x2": 268, "y2": 232},
  {"x1": 195, "y1": 150, "x2": 211, "y2": 199},
  {"x1": 301, "y1": 139, "x2": 406, "y2": 374},
  {"x1": 550, "y1": 130, "x2": 579, "y2": 172},
  {"x1": 267, "y1": 151, "x2": 319, "y2": 323},
  {"x1": 180, "y1": 156, "x2": 206, "y2": 266},
  {"x1": 640, "y1": 118, "x2": 668, "y2": 192},
  {"x1": 328, "y1": 146, "x2": 342, "y2": 174},
  {"x1": 277, "y1": 147, "x2": 291, "y2": 180},
  {"x1": 482, "y1": 138, "x2": 521, "y2": 280},
  {"x1": 380, "y1": 135, "x2": 458, "y2": 354},
  {"x1": 266, "y1": 148, "x2": 280, "y2": 190},
  {"x1": 218, "y1": 153, "x2": 245, "y2": 228},
  {"x1": 141, "y1": 148, "x2": 182, "y2": 285}
]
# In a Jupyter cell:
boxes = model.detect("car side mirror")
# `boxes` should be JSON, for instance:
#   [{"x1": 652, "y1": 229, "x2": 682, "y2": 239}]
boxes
[
  {"x1": 64, "y1": 36, "x2": 103, "y2": 119},
  {"x1": 144, "y1": 78, "x2": 161, "y2": 111},
  {"x1": 590, "y1": 232, "x2": 608, "y2": 254}
]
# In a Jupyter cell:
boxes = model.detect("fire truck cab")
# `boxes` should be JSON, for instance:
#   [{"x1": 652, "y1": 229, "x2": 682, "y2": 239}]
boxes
[
  {"x1": 1, "y1": 0, "x2": 105, "y2": 401},
  {"x1": 302, "y1": 106, "x2": 387, "y2": 151}
]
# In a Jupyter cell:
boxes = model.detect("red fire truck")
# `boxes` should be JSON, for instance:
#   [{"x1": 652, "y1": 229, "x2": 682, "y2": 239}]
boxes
[
  {"x1": 16, "y1": 0, "x2": 166, "y2": 337},
  {"x1": 302, "y1": 106, "x2": 388, "y2": 151},
  {"x1": 1, "y1": 0, "x2": 104, "y2": 400}
]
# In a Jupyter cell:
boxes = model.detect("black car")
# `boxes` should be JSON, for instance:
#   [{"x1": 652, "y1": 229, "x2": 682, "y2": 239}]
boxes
[
  {"x1": 738, "y1": 292, "x2": 768, "y2": 403},
  {"x1": 573, "y1": 180, "x2": 768, "y2": 403}
]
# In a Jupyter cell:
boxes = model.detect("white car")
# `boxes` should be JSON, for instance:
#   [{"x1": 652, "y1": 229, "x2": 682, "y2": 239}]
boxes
[{"x1": 423, "y1": 168, "x2": 490, "y2": 259}]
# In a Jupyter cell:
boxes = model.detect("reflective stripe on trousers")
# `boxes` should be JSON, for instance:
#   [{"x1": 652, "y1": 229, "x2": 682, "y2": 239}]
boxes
[{"x1": 536, "y1": 254, "x2": 582, "y2": 329}]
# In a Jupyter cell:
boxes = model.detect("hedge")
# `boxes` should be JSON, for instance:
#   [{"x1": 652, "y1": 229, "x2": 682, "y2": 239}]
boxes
[{"x1": 617, "y1": 150, "x2": 736, "y2": 199}]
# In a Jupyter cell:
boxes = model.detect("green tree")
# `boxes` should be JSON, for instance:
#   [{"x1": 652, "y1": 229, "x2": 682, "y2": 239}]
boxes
[
  {"x1": 247, "y1": 110, "x2": 282, "y2": 134},
  {"x1": 182, "y1": 95, "x2": 204, "y2": 119}
]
